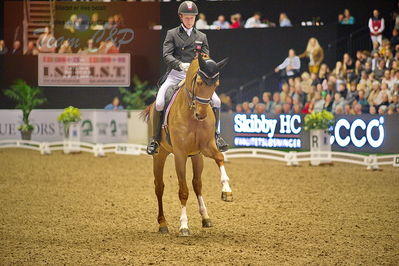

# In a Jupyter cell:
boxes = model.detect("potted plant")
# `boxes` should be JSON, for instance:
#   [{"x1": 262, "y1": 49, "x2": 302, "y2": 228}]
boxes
[
  {"x1": 3, "y1": 79, "x2": 46, "y2": 140},
  {"x1": 57, "y1": 106, "x2": 81, "y2": 139},
  {"x1": 119, "y1": 75, "x2": 157, "y2": 144},
  {"x1": 58, "y1": 106, "x2": 81, "y2": 153},
  {"x1": 304, "y1": 110, "x2": 334, "y2": 166}
]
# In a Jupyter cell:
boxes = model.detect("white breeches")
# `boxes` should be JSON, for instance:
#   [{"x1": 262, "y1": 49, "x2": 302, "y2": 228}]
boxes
[{"x1": 155, "y1": 69, "x2": 221, "y2": 111}]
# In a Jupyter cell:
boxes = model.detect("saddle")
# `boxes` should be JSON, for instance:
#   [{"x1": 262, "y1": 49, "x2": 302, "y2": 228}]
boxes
[{"x1": 161, "y1": 79, "x2": 185, "y2": 145}]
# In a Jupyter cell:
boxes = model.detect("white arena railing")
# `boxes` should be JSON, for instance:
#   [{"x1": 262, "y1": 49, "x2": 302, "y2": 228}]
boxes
[{"x1": 1, "y1": 140, "x2": 398, "y2": 170}]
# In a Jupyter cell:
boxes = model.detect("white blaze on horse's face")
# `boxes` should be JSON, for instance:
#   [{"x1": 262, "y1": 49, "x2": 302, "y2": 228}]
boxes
[{"x1": 194, "y1": 78, "x2": 219, "y2": 121}]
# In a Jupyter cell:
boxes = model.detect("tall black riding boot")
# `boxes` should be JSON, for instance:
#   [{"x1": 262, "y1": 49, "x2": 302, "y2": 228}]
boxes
[
  {"x1": 146, "y1": 110, "x2": 163, "y2": 155},
  {"x1": 213, "y1": 108, "x2": 229, "y2": 152}
]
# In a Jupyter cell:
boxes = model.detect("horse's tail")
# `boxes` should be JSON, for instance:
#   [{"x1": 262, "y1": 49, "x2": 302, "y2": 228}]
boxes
[{"x1": 140, "y1": 104, "x2": 152, "y2": 122}]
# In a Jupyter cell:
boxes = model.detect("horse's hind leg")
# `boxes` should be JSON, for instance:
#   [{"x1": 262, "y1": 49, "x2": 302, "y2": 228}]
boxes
[
  {"x1": 153, "y1": 147, "x2": 169, "y2": 233},
  {"x1": 191, "y1": 154, "x2": 212, "y2": 228},
  {"x1": 174, "y1": 151, "x2": 190, "y2": 236}
]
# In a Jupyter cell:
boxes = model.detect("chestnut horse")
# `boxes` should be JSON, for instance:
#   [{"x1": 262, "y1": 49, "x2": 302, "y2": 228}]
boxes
[{"x1": 142, "y1": 54, "x2": 233, "y2": 236}]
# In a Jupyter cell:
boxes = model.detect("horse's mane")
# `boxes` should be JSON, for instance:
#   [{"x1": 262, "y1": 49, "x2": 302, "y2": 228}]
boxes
[{"x1": 185, "y1": 54, "x2": 210, "y2": 91}]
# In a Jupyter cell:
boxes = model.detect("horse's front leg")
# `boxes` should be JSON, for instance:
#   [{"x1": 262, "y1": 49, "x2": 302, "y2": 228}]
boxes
[
  {"x1": 174, "y1": 150, "x2": 190, "y2": 236},
  {"x1": 203, "y1": 147, "x2": 233, "y2": 202},
  {"x1": 191, "y1": 154, "x2": 212, "y2": 228}
]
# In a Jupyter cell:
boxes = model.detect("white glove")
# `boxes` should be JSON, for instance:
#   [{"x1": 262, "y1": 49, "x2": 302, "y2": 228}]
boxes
[{"x1": 179, "y1": 62, "x2": 190, "y2": 72}]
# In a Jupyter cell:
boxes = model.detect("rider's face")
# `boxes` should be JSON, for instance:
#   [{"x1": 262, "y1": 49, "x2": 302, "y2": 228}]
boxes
[{"x1": 180, "y1": 14, "x2": 196, "y2": 29}]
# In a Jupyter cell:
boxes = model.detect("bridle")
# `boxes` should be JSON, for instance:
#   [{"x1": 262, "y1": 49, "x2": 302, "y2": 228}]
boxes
[{"x1": 184, "y1": 71, "x2": 218, "y2": 109}]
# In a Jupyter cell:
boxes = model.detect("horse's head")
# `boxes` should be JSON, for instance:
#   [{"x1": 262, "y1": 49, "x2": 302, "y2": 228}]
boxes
[{"x1": 190, "y1": 54, "x2": 229, "y2": 121}]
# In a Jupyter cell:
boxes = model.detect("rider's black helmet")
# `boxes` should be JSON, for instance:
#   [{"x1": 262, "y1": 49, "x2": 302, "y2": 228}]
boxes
[{"x1": 178, "y1": 1, "x2": 198, "y2": 16}]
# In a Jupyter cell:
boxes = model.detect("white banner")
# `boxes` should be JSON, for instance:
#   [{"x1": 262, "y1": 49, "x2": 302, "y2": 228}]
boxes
[
  {"x1": 0, "y1": 110, "x2": 128, "y2": 143},
  {"x1": 38, "y1": 54, "x2": 130, "y2": 87}
]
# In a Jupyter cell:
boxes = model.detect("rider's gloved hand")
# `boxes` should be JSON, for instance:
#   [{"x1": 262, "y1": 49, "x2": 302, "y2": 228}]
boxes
[{"x1": 179, "y1": 62, "x2": 190, "y2": 73}]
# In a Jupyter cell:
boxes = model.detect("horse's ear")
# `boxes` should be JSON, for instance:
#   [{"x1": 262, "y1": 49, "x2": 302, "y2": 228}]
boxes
[
  {"x1": 198, "y1": 53, "x2": 207, "y2": 71},
  {"x1": 216, "y1": 57, "x2": 229, "y2": 70}
]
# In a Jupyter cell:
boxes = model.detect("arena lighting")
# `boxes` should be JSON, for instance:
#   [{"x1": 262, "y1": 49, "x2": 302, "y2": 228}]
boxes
[{"x1": 331, "y1": 117, "x2": 385, "y2": 148}]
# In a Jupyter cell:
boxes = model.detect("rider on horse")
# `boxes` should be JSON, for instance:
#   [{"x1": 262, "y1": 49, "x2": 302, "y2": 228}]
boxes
[{"x1": 147, "y1": 0, "x2": 229, "y2": 155}]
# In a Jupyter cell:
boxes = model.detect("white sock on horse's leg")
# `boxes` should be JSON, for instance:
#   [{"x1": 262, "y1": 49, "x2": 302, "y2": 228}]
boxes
[
  {"x1": 197, "y1": 195, "x2": 209, "y2": 219},
  {"x1": 179, "y1": 205, "x2": 188, "y2": 230},
  {"x1": 220, "y1": 165, "x2": 232, "y2": 193}
]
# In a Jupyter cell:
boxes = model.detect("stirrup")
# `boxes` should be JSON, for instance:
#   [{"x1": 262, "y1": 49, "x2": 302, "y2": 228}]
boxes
[
  {"x1": 147, "y1": 139, "x2": 159, "y2": 155},
  {"x1": 216, "y1": 135, "x2": 228, "y2": 152}
]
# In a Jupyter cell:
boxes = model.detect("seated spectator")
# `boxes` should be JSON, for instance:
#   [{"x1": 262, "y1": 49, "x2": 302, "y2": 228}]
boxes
[
  {"x1": 269, "y1": 92, "x2": 281, "y2": 112},
  {"x1": 235, "y1": 104, "x2": 243, "y2": 113},
  {"x1": 105, "y1": 97, "x2": 124, "y2": 110},
  {"x1": 332, "y1": 92, "x2": 345, "y2": 114},
  {"x1": 279, "y1": 13, "x2": 292, "y2": 27},
  {"x1": 37, "y1": 26, "x2": 57, "y2": 53},
  {"x1": 280, "y1": 83, "x2": 290, "y2": 103},
  {"x1": 299, "y1": 38, "x2": 324, "y2": 74},
  {"x1": 353, "y1": 103, "x2": 362, "y2": 114},
  {"x1": 341, "y1": 9, "x2": 355, "y2": 25},
  {"x1": 282, "y1": 103, "x2": 292, "y2": 114},
  {"x1": 337, "y1": 83, "x2": 347, "y2": 98},
  {"x1": 10, "y1": 40, "x2": 22, "y2": 55},
  {"x1": 332, "y1": 61, "x2": 347, "y2": 82},
  {"x1": 255, "y1": 103, "x2": 266, "y2": 114},
  {"x1": 378, "y1": 105, "x2": 387, "y2": 115},
  {"x1": 335, "y1": 105, "x2": 344, "y2": 115},
  {"x1": 65, "y1": 14, "x2": 78, "y2": 33},
  {"x1": 230, "y1": 13, "x2": 242, "y2": 29},
  {"x1": 300, "y1": 72, "x2": 312, "y2": 94},
  {"x1": 387, "y1": 104, "x2": 396, "y2": 114},
  {"x1": 104, "y1": 16, "x2": 115, "y2": 30},
  {"x1": 374, "y1": 59, "x2": 386, "y2": 80},
  {"x1": 242, "y1": 101, "x2": 251, "y2": 113},
  {"x1": 262, "y1": 92, "x2": 273, "y2": 113},
  {"x1": 312, "y1": 91, "x2": 325, "y2": 112},
  {"x1": 391, "y1": 28, "x2": 399, "y2": 51},
  {"x1": 368, "y1": 81, "x2": 383, "y2": 106},
  {"x1": 338, "y1": 14, "x2": 344, "y2": 24},
  {"x1": 369, "y1": 105, "x2": 377, "y2": 114},
  {"x1": 24, "y1": 41, "x2": 39, "y2": 55},
  {"x1": 58, "y1": 40, "x2": 73, "y2": 54},
  {"x1": 275, "y1": 49, "x2": 301, "y2": 79},
  {"x1": 105, "y1": 40, "x2": 119, "y2": 54},
  {"x1": 324, "y1": 93, "x2": 333, "y2": 112},
  {"x1": 293, "y1": 104, "x2": 302, "y2": 114},
  {"x1": 249, "y1": 96, "x2": 260, "y2": 112},
  {"x1": 345, "y1": 82, "x2": 358, "y2": 104},
  {"x1": 78, "y1": 39, "x2": 98, "y2": 54},
  {"x1": 244, "y1": 12, "x2": 266, "y2": 28},
  {"x1": 273, "y1": 104, "x2": 283, "y2": 114},
  {"x1": 356, "y1": 89, "x2": 369, "y2": 112},
  {"x1": 0, "y1": 40, "x2": 7, "y2": 55},
  {"x1": 378, "y1": 92, "x2": 390, "y2": 109},
  {"x1": 350, "y1": 60, "x2": 363, "y2": 82},
  {"x1": 196, "y1": 13, "x2": 209, "y2": 30},
  {"x1": 90, "y1": 13, "x2": 104, "y2": 31},
  {"x1": 213, "y1": 15, "x2": 230, "y2": 29}
]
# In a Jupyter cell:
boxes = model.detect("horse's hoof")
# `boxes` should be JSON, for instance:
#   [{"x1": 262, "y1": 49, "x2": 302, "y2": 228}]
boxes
[
  {"x1": 221, "y1": 192, "x2": 233, "y2": 202},
  {"x1": 159, "y1": 226, "x2": 169, "y2": 234},
  {"x1": 179, "y1": 228, "x2": 190, "y2": 237},
  {"x1": 202, "y1": 218, "x2": 213, "y2": 228}
]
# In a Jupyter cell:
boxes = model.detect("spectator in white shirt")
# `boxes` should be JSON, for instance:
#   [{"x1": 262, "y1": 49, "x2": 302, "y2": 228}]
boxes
[
  {"x1": 212, "y1": 15, "x2": 230, "y2": 29},
  {"x1": 196, "y1": 13, "x2": 209, "y2": 30},
  {"x1": 275, "y1": 49, "x2": 301, "y2": 78},
  {"x1": 279, "y1": 13, "x2": 292, "y2": 27},
  {"x1": 368, "y1": 9, "x2": 385, "y2": 45},
  {"x1": 244, "y1": 12, "x2": 266, "y2": 28}
]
